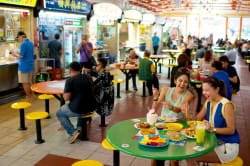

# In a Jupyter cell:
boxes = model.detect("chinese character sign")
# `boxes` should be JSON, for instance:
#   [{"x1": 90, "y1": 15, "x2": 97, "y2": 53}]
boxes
[
  {"x1": 0, "y1": 0, "x2": 37, "y2": 7},
  {"x1": 44, "y1": 0, "x2": 91, "y2": 14}
]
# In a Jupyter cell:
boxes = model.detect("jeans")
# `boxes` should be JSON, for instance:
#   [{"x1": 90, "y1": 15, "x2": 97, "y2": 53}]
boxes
[{"x1": 56, "y1": 104, "x2": 82, "y2": 136}]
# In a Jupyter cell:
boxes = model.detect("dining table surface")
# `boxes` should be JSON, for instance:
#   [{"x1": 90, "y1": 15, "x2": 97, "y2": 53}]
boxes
[
  {"x1": 106, "y1": 118, "x2": 217, "y2": 165},
  {"x1": 31, "y1": 80, "x2": 66, "y2": 105}
]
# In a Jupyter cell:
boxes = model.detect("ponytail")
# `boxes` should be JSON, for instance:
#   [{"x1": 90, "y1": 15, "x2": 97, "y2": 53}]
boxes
[
  {"x1": 203, "y1": 76, "x2": 227, "y2": 98},
  {"x1": 218, "y1": 80, "x2": 227, "y2": 98}
]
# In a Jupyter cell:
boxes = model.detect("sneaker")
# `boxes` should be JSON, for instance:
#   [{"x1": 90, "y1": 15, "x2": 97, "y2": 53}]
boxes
[
  {"x1": 68, "y1": 131, "x2": 80, "y2": 144},
  {"x1": 133, "y1": 86, "x2": 138, "y2": 91}
]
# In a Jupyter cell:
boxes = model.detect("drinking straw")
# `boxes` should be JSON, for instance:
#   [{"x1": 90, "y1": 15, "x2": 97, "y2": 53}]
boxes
[{"x1": 186, "y1": 106, "x2": 188, "y2": 118}]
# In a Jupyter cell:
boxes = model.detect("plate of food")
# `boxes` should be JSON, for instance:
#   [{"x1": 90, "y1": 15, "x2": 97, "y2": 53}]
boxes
[
  {"x1": 134, "y1": 122, "x2": 151, "y2": 129},
  {"x1": 158, "y1": 116, "x2": 177, "y2": 123},
  {"x1": 139, "y1": 128, "x2": 158, "y2": 136},
  {"x1": 138, "y1": 134, "x2": 169, "y2": 148},
  {"x1": 181, "y1": 128, "x2": 196, "y2": 139},
  {"x1": 163, "y1": 130, "x2": 186, "y2": 142},
  {"x1": 155, "y1": 122, "x2": 167, "y2": 130},
  {"x1": 187, "y1": 121, "x2": 203, "y2": 128}
]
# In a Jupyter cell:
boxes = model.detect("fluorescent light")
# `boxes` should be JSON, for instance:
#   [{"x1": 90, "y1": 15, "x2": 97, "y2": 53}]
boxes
[{"x1": 0, "y1": 7, "x2": 29, "y2": 12}]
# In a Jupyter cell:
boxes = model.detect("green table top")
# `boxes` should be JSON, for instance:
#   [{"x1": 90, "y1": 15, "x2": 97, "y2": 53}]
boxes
[{"x1": 106, "y1": 118, "x2": 217, "y2": 160}]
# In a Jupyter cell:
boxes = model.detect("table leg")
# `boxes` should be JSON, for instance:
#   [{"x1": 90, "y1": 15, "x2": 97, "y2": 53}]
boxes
[
  {"x1": 155, "y1": 160, "x2": 165, "y2": 166},
  {"x1": 155, "y1": 61, "x2": 158, "y2": 74},
  {"x1": 121, "y1": 69, "x2": 129, "y2": 91},
  {"x1": 45, "y1": 99, "x2": 51, "y2": 119},
  {"x1": 168, "y1": 59, "x2": 171, "y2": 79},
  {"x1": 53, "y1": 94, "x2": 65, "y2": 106}
]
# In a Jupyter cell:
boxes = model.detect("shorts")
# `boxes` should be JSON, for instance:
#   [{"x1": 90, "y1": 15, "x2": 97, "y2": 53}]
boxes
[
  {"x1": 214, "y1": 143, "x2": 239, "y2": 164},
  {"x1": 18, "y1": 70, "x2": 33, "y2": 83}
]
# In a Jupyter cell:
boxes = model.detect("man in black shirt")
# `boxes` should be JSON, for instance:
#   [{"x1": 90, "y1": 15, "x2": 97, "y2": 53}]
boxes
[{"x1": 56, "y1": 62, "x2": 96, "y2": 144}]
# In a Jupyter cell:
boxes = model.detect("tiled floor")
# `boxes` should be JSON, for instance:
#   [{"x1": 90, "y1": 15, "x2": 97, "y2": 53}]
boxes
[{"x1": 0, "y1": 55, "x2": 249, "y2": 166}]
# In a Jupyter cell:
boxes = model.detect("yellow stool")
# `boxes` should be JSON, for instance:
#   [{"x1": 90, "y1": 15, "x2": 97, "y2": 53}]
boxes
[
  {"x1": 26, "y1": 111, "x2": 49, "y2": 144},
  {"x1": 247, "y1": 60, "x2": 250, "y2": 72},
  {"x1": 139, "y1": 80, "x2": 147, "y2": 97},
  {"x1": 112, "y1": 79, "x2": 125, "y2": 98},
  {"x1": 11, "y1": 102, "x2": 31, "y2": 130},
  {"x1": 214, "y1": 156, "x2": 243, "y2": 166},
  {"x1": 102, "y1": 138, "x2": 120, "y2": 166},
  {"x1": 72, "y1": 160, "x2": 103, "y2": 166},
  {"x1": 38, "y1": 94, "x2": 55, "y2": 118},
  {"x1": 79, "y1": 112, "x2": 95, "y2": 141},
  {"x1": 232, "y1": 93, "x2": 238, "y2": 96},
  {"x1": 110, "y1": 72, "x2": 118, "y2": 80}
]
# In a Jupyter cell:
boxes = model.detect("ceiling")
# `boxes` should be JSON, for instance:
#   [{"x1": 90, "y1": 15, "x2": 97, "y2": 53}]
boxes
[{"x1": 128, "y1": 0, "x2": 250, "y2": 15}]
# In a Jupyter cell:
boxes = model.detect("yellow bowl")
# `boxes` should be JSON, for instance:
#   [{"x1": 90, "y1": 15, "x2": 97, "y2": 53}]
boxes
[
  {"x1": 166, "y1": 123, "x2": 183, "y2": 132},
  {"x1": 187, "y1": 121, "x2": 203, "y2": 128}
]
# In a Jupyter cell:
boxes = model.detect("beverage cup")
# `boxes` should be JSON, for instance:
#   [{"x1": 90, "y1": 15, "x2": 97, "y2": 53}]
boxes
[{"x1": 196, "y1": 124, "x2": 205, "y2": 146}]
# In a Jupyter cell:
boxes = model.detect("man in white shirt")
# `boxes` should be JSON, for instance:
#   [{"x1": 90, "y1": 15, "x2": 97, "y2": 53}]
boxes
[{"x1": 225, "y1": 46, "x2": 236, "y2": 65}]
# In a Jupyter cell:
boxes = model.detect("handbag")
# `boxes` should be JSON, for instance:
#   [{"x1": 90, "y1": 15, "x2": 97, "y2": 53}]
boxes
[{"x1": 82, "y1": 44, "x2": 96, "y2": 68}]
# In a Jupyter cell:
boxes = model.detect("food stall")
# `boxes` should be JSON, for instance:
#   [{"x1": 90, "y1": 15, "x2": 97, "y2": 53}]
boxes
[
  {"x1": 0, "y1": 1, "x2": 36, "y2": 92},
  {"x1": 38, "y1": 0, "x2": 91, "y2": 77},
  {"x1": 89, "y1": 3, "x2": 122, "y2": 62},
  {"x1": 119, "y1": 10, "x2": 142, "y2": 61}
]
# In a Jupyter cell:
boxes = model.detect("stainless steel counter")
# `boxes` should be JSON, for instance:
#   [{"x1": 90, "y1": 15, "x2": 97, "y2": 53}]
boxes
[{"x1": 0, "y1": 61, "x2": 19, "y2": 92}]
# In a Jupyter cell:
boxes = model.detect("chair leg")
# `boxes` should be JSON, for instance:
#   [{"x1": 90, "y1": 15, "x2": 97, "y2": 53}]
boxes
[
  {"x1": 45, "y1": 99, "x2": 51, "y2": 119},
  {"x1": 155, "y1": 160, "x2": 165, "y2": 166},
  {"x1": 117, "y1": 83, "x2": 121, "y2": 98},
  {"x1": 159, "y1": 63, "x2": 162, "y2": 73},
  {"x1": 99, "y1": 115, "x2": 107, "y2": 127},
  {"x1": 35, "y1": 119, "x2": 45, "y2": 144},
  {"x1": 113, "y1": 150, "x2": 120, "y2": 166},
  {"x1": 142, "y1": 82, "x2": 146, "y2": 97},
  {"x1": 79, "y1": 118, "x2": 89, "y2": 141},
  {"x1": 18, "y1": 108, "x2": 27, "y2": 130}
]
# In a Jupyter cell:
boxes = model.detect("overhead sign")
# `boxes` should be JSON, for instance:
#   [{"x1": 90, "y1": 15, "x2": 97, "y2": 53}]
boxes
[
  {"x1": 44, "y1": 0, "x2": 91, "y2": 14},
  {"x1": 124, "y1": 10, "x2": 142, "y2": 20},
  {"x1": 0, "y1": 0, "x2": 37, "y2": 7},
  {"x1": 94, "y1": 3, "x2": 122, "y2": 19}
]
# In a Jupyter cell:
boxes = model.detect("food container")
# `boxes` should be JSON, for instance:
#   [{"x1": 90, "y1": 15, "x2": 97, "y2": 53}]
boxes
[
  {"x1": 147, "y1": 109, "x2": 158, "y2": 125},
  {"x1": 166, "y1": 123, "x2": 183, "y2": 132}
]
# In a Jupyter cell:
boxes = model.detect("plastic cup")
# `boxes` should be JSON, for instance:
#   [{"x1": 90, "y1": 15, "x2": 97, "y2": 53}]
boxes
[
  {"x1": 199, "y1": 76, "x2": 205, "y2": 82},
  {"x1": 196, "y1": 124, "x2": 205, "y2": 146}
]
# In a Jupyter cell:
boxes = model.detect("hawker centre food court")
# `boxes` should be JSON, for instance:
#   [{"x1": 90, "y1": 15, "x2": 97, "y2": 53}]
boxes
[{"x1": 0, "y1": 0, "x2": 249, "y2": 166}]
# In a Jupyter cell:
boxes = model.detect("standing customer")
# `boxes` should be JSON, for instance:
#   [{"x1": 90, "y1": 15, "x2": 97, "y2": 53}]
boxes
[
  {"x1": 12, "y1": 31, "x2": 35, "y2": 101},
  {"x1": 47, "y1": 34, "x2": 62, "y2": 68},
  {"x1": 138, "y1": 50, "x2": 159, "y2": 96},
  {"x1": 76, "y1": 34, "x2": 94, "y2": 69},
  {"x1": 152, "y1": 32, "x2": 160, "y2": 55},
  {"x1": 225, "y1": 46, "x2": 236, "y2": 65},
  {"x1": 56, "y1": 62, "x2": 97, "y2": 144}
]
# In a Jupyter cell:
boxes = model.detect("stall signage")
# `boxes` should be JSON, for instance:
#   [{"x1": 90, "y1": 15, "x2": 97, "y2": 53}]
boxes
[
  {"x1": 142, "y1": 13, "x2": 156, "y2": 22},
  {"x1": 64, "y1": 19, "x2": 82, "y2": 26},
  {"x1": 124, "y1": 10, "x2": 142, "y2": 20},
  {"x1": 94, "y1": 3, "x2": 122, "y2": 19},
  {"x1": 44, "y1": 0, "x2": 91, "y2": 14},
  {"x1": 0, "y1": 0, "x2": 37, "y2": 7}
]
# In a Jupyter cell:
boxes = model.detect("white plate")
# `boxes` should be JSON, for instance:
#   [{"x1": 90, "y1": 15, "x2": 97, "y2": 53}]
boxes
[{"x1": 181, "y1": 129, "x2": 196, "y2": 139}]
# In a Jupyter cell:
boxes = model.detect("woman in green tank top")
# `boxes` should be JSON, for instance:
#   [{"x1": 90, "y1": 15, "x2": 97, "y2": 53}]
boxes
[{"x1": 152, "y1": 68, "x2": 194, "y2": 119}]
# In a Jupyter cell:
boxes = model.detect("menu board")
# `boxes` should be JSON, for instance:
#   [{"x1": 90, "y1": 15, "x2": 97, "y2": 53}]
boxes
[
  {"x1": 0, "y1": 0, "x2": 37, "y2": 7},
  {"x1": 44, "y1": 0, "x2": 91, "y2": 14}
]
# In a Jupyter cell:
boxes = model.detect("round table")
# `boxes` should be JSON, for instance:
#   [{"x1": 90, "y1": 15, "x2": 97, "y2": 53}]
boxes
[
  {"x1": 109, "y1": 63, "x2": 138, "y2": 91},
  {"x1": 31, "y1": 80, "x2": 65, "y2": 106},
  {"x1": 106, "y1": 118, "x2": 217, "y2": 166}
]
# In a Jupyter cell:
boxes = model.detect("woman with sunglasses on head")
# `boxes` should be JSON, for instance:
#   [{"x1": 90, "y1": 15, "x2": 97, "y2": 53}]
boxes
[
  {"x1": 186, "y1": 76, "x2": 240, "y2": 166},
  {"x1": 83, "y1": 58, "x2": 114, "y2": 126}
]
